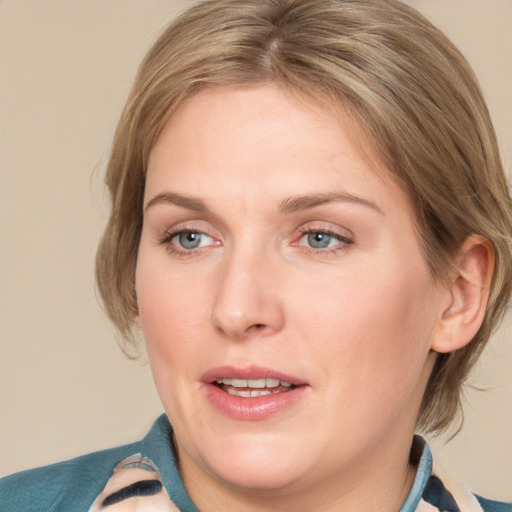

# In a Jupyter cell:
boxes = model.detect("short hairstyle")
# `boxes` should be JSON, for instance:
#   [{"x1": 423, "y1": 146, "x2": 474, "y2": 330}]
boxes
[{"x1": 96, "y1": 0, "x2": 512, "y2": 433}]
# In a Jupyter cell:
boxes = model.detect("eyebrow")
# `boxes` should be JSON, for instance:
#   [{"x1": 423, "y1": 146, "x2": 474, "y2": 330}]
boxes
[
  {"x1": 144, "y1": 192, "x2": 207, "y2": 212},
  {"x1": 278, "y1": 192, "x2": 384, "y2": 215},
  {"x1": 144, "y1": 191, "x2": 383, "y2": 215}
]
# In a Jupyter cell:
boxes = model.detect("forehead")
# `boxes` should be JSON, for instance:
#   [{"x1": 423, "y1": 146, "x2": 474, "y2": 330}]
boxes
[{"x1": 145, "y1": 84, "x2": 410, "y2": 215}]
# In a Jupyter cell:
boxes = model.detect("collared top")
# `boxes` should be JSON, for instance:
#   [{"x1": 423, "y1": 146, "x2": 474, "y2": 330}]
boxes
[{"x1": 1, "y1": 415, "x2": 510, "y2": 511}]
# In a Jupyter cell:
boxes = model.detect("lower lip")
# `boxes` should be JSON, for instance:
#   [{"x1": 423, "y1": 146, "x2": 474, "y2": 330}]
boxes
[{"x1": 204, "y1": 384, "x2": 308, "y2": 420}]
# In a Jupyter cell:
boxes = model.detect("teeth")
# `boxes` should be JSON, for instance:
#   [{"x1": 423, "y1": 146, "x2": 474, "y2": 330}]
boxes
[
  {"x1": 226, "y1": 388, "x2": 251, "y2": 397},
  {"x1": 251, "y1": 390, "x2": 272, "y2": 397},
  {"x1": 265, "y1": 378, "x2": 279, "y2": 388},
  {"x1": 215, "y1": 378, "x2": 292, "y2": 388},
  {"x1": 226, "y1": 388, "x2": 273, "y2": 397}
]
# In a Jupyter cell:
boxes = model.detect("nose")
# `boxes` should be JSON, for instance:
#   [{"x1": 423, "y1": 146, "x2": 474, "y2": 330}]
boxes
[{"x1": 211, "y1": 247, "x2": 285, "y2": 340}]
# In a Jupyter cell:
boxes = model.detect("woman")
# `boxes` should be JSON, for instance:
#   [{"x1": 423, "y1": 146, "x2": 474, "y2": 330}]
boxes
[{"x1": 2, "y1": 0, "x2": 511, "y2": 510}]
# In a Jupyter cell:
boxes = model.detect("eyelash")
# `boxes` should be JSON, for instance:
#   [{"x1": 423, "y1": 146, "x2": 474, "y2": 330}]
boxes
[
  {"x1": 159, "y1": 227, "x2": 215, "y2": 257},
  {"x1": 296, "y1": 226, "x2": 354, "y2": 255},
  {"x1": 159, "y1": 225, "x2": 354, "y2": 257}
]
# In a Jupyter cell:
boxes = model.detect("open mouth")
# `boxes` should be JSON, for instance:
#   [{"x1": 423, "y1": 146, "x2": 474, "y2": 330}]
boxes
[
  {"x1": 203, "y1": 368, "x2": 307, "y2": 419},
  {"x1": 214, "y1": 378, "x2": 297, "y2": 398}
]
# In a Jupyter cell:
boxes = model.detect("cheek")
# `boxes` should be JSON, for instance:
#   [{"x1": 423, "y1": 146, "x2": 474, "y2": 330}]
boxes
[
  {"x1": 135, "y1": 258, "x2": 211, "y2": 408},
  {"x1": 136, "y1": 263, "x2": 211, "y2": 421},
  {"x1": 296, "y1": 256, "x2": 437, "y2": 392},
  {"x1": 136, "y1": 257, "x2": 209, "y2": 348}
]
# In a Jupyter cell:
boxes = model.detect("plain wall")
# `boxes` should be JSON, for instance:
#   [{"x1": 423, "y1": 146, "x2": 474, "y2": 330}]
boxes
[{"x1": 0, "y1": 0, "x2": 511, "y2": 500}]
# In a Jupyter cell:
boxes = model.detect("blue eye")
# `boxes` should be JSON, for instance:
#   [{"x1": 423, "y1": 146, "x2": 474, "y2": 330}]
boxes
[
  {"x1": 171, "y1": 231, "x2": 213, "y2": 250},
  {"x1": 297, "y1": 228, "x2": 353, "y2": 253},
  {"x1": 306, "y1": 232, "x2": 336, "y2": 249}
]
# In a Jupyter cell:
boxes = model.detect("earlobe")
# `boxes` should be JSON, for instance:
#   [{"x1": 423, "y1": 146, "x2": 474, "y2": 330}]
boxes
[{"x1": 432, "y1": 235, "x2": 494, "y2": 354}]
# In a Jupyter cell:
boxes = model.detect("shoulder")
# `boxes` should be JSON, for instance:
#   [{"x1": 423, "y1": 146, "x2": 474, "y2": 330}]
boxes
[
  {"x1": 0, "y1": 415, "x2": 187, "y2": 512},
  {"x1": 475, "y1": 495, "x2": 512, "y2": 512},
  {"x1": 425, "y1": 450, "x2": 511, "y2": 512},
  {"x1": 0, "y1": 440, "x2": 141, "y2": 512}
]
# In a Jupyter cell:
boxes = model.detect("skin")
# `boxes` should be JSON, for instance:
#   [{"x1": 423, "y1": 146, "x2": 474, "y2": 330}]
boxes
[{"x1": 135, "y1": 84, "x2": 471, "y2": 511}]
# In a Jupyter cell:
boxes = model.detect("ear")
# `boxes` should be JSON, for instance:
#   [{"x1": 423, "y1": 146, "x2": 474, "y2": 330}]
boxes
[{"x1": 431, "y1": 235, "x2": 494, "y2": 354}]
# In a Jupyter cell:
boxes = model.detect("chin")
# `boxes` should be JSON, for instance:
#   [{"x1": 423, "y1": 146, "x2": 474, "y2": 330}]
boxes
[
  {"x1": 209, "y1": 459, "x2": 306, "y2": 492},
  {"x1": 192, "y1": 431, "x2": 316, "y2": 491}
]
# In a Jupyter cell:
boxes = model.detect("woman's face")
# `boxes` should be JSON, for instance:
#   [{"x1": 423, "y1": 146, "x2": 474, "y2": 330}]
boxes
[{"x1": 136, "y1": 85, "x2": 446, "y2": 497}]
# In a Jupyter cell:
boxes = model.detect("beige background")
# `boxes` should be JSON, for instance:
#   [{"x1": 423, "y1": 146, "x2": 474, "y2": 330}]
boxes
[{"x1": 0, "y1": 0, "x2": 511, "y2": 501}]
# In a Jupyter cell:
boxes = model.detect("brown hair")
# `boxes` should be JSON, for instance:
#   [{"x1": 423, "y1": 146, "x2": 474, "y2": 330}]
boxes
[{"x1": 96, "y1": 0, "x2": 512, "y2": 433}]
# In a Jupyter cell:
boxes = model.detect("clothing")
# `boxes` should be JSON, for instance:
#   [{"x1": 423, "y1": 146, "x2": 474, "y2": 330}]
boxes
[{"x1": 1, "y1": 414, "x2": 510, "y2": 512}]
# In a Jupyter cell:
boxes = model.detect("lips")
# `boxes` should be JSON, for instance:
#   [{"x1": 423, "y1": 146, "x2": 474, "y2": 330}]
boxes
[
  {"x1": 202, "y1": 366, "x2": 308, "y2": 420},
  {"x1": 215, "y1": 378, "x2": 294, "y2": 397}
]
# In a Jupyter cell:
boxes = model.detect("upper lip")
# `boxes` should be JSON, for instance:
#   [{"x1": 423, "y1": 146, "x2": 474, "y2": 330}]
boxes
[{"x1": 201, "y1": 365, "x2": 307, "y2": 387}]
